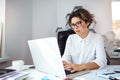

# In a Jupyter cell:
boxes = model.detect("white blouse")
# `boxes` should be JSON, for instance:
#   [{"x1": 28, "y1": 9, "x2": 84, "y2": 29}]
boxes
[{"x1": 62, "y1": 32, "x2": 107, "y2": 68}]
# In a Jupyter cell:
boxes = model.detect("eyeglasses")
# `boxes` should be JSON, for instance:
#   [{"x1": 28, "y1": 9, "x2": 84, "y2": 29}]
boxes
[{"x1": 70, "y1": 21, "x2": 82, "y2": 29}]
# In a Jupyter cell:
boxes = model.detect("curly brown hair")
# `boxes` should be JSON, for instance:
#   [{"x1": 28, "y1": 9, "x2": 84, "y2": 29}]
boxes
[{"x1": 66, "y1": 8, "x2": 94, "y2": 28}]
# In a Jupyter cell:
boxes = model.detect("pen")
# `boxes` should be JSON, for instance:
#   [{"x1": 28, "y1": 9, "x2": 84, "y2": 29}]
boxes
[
  {"x1": 114, "y1": 71, "x2": 120, "y2": 73},
  {"x1": 103, "y1": 71, "x2": 120, "y2": 75},
  {"x1": 109, "y1": 76, "x2": 120, "y2": 80},
  {"x1": 103, "y1": 72, "x2": 115, "y2": 75}
]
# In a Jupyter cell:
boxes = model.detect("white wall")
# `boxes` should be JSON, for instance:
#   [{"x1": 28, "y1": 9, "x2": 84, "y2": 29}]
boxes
[
  {"x1": 57, "y1": 0, "x2": 112, "y2": 34},
  {"x1": 5, "y1": 0, "x2": 57, "y2": 65},
  {"x1": 5, "y1": 0, "x2": 33, "y2": 64},
  {"x1": 32, "y1": 0, "x2": 57, "y2": 39}
]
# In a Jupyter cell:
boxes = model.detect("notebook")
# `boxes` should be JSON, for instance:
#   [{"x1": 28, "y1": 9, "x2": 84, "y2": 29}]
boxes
[{"x1": 28, "y1": 37, "x2": 89, "y2": 78}]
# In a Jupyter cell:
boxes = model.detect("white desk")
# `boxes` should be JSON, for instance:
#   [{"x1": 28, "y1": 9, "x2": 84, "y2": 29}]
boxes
[
  {"x1": 20, "y1": 65, "x2": 120, "y2": 80},
  {"x1": 24, "y1": 69, "x2": 105, "y2": 80}
]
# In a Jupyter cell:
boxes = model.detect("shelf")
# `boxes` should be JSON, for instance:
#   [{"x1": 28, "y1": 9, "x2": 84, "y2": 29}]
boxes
[{"x1": 0, "y1": 57, "x2": 10, "y2": 63}]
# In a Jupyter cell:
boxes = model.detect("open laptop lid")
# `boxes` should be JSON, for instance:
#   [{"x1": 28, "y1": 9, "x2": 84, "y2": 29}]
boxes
[{"x1": 28, "y1": 37, "x2": 66, "y2": 78}]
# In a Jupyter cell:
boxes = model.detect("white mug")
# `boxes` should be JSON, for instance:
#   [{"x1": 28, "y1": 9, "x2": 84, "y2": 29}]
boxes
[{"x1": 12, "y1": 60, "x2": 24, "y2": 71}]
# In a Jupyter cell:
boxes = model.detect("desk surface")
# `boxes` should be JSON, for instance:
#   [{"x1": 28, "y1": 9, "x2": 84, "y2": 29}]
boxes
[
  {"x1": 6, "y1": 65, "x2": 120, "y2": 80},
  {"x1": 19, "y1": 65, "x2": 120, "y2": 80}
]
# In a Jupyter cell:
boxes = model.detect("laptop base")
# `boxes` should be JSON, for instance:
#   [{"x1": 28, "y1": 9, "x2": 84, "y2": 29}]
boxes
[{"x1": 66, "y1": 70, "x2": 90, "y2": 78}]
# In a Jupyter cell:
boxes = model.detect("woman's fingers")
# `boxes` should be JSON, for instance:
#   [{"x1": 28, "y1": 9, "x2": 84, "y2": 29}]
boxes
[
  {"x1": 63, "y1": 61, "x2": 67, "y2": 65},
  {"x1": 62, "y1": 61, "x2": 69, "y2": 69},
  {"x1": 63, "y1": 62, "x2": 85, "y2": 73},
  {"x1": 69, "y1": 64, "x2": 80, "y2": 73}
]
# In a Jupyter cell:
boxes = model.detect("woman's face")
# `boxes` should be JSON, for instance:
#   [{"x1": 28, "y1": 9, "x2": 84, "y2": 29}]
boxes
[{"x1": 71, "y1": 17, "x2": 89, "y2": 35}]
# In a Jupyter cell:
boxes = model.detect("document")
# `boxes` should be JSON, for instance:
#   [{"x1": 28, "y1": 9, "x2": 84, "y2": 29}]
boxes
[
  {"x1": 0, "y1": 69, "x2": 16, "y2": 78},
  {"x1": 0, "y1": 71, "x2": 29, "y2": 80},
  {"x1": 96, "y1": 66, "x2": 120, "y2": 79}
]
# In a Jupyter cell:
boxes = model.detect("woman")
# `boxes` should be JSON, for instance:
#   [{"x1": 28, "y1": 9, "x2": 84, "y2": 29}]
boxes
[{"x1": 62, "y1": 8, "x2": 107, "y2": 73}]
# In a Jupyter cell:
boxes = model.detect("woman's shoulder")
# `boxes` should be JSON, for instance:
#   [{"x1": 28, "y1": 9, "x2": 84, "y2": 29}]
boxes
[
  {"x1": 67, "y1": 34, "x2": 79, "y2": 41},
  {"x1": 91, "y1": 32, "x2": 103, "y2": 40},
  {"x1": 68, "y1": 34, "x2": 78, "y2": 38},
  {"x1": 91, "y1": 32, "x2": 102, "y2": 37}
]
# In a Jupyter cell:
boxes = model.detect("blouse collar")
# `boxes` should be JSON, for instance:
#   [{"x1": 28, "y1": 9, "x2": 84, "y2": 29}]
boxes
[{"x1": 76, "y1": 31, "x2": 93, "y2": 42}]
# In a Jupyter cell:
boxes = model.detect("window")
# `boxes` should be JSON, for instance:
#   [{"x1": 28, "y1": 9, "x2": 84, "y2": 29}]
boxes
[
  {"x1": 111, "y1": 1, "x2": 120, "y2": 40},
  {"x1": 111, "y1": 0, "x2": 120, "y2": 48}
]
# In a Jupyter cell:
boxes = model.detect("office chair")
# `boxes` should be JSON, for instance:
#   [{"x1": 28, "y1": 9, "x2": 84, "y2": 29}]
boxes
[
  {"x1": 57, "y1": 29, "x2": 110, "y2": 65},
  {"x1": 57, "y1": 30, "x2": 75, "y2": 56}
]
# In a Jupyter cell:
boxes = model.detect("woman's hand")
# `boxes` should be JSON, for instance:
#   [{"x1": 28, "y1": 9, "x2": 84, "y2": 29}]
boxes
[
  {"x1": 62, "y1": 60, "x2": 85, "y2": 73},
  {"x1": 68, "y1": 64, "x2": 85, "y2": 73},
  {"x1": 62, "y1": 60, "x2": 69, "y2": 69}
]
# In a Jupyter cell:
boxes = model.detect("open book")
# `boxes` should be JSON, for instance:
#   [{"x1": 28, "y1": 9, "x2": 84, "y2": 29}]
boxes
[{"x1": 96, "y1": 66, "x2": 120, "y2": 79}]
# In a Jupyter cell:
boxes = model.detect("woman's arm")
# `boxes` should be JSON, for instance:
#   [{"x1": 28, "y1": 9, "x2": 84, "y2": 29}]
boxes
[
  {"x1": 93, "y1": 35, "x2": 107, "y2": 68},
  {"x1": 64, "y1": 62, "x2": 99, "y2": 73}
]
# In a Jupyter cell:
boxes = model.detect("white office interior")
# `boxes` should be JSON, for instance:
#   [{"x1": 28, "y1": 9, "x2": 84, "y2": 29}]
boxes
[{"x1": 0, "y1": 0, "x2": 120, "y2": 68}]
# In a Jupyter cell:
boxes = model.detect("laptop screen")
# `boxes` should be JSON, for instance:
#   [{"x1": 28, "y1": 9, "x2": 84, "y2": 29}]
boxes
[{"x1": 28, "y1": 37, "x2": 66, "y2": 78}]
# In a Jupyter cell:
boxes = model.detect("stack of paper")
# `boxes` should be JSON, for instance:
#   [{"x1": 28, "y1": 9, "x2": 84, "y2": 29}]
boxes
[
  {"x1": 96, "y1": 66, "x2": 120, "y2": 79},
  {"x1": 0, "y1": 69, "x2": 16, "y2": 78},
  {"x1": 0, "y1": 71, "x2": 29, "y2": 80}
]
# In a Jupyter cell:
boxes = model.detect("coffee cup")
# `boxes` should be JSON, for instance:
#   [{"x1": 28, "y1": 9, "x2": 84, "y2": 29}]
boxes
[{"x1": 12, "y1": 60, "x2": 25, "y2": 71}]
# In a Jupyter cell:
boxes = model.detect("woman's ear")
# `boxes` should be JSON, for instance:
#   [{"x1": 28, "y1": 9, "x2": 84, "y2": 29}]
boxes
[
  {"x1": 86, "y1": 22, "x2": 90, "y2": 28},
  {"x1": 87, "y1": 22, "x2": 90, "y2": 26}
]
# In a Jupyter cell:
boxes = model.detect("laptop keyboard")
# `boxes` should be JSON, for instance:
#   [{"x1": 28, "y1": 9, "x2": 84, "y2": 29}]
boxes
[
  {"x1": 66, "y1": 70, "x2": 90, "y2": 78},
  {"x1": 65, "y1": 69, "x2": 72, "y2": 75}
]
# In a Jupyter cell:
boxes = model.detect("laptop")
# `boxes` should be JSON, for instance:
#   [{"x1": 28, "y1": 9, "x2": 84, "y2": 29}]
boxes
[{"x1": 28, "y1": 37, "x2": 89, "y2": 78}]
